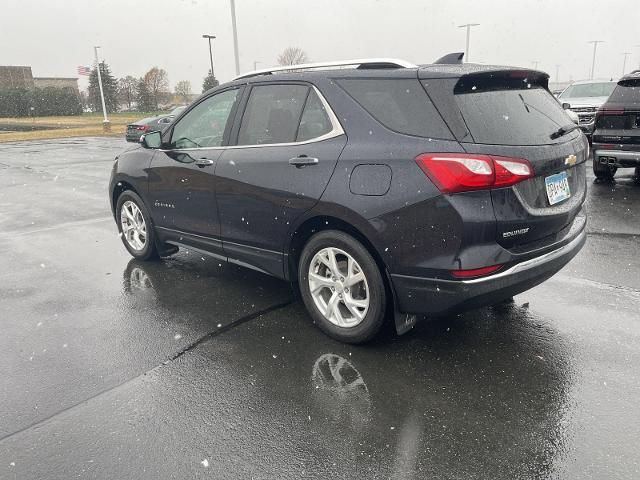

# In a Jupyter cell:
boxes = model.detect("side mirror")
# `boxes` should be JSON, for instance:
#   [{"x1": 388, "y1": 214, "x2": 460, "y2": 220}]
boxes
[
  {"x1": 562, "y1": 102, "x2": 571, "y2": 110},
  {"x1": 140, "y1": 131, "x2": 162, "y2": 149}
]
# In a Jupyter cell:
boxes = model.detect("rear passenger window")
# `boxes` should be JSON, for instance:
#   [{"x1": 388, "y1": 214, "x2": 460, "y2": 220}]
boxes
[
  {"x1": 238, "y1": 84, "x2": 308, "y2": 145},
  {"x1": 337, "y1": 79, "x2": 453, "y2": 139},
  {"x1": 296, "y1": 90, "x2": 332, "y2": 142}
]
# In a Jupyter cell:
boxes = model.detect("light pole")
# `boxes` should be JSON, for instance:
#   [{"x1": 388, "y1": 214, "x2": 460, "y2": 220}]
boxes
[
  {"x1": 458, "y1": 23, "x2": 480, "y2": 63},
  {"x1": 622, "y1": 52, "x2": 631, "y2": 76},
  {"x1": 253, "y1": 60, "x2": 261, "y2": 71},
  {"x1": 588, "y1": 40, "x2": 604, "y2": 80},
  {"x1": 229, "y1": 0, "x2": 240, "y2": 75},
  {"x1": 202, "y1": 34, "x2": 216, "y2": 76},
  {"x1": 532, "y1": 60, "x2": 540, "y2": 70},
  {"x1": 93, "y1": 46, "x2": 109, "y2": 130}
]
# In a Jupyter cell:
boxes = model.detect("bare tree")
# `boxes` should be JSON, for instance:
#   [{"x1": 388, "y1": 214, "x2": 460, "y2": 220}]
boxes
[
  {"x1": 277, "y1": 47, "x2": 308, "y2": 66},
  {"x1": 143, "y1": 67, "x2": 170, "y2": 110},
  {"x1": 174, "y1": 80, "x2": 192, "y2": 103},
  {"x1": 118, "y1": 76, "x2": 138, "y2": 111}
]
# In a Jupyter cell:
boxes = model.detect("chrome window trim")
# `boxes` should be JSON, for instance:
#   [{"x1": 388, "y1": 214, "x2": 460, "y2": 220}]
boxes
[{"x1": 161, "y1": 85, "x2": 344, "y2": 152}]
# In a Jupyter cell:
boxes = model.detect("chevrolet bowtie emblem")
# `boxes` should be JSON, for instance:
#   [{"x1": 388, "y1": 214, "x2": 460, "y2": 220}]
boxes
[{"x1": 564, "y1": 154, "x2": 577, "y2": 166}]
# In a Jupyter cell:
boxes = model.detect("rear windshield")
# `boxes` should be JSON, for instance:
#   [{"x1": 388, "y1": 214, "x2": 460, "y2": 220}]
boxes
[
  {"x1": 454, "y1": 87, "x2": 572, "y2": 146},
  {"x1": 560, "y1": 82, "x2": 616, "y2": 99},
  {"x1": 607, "y1": 79, "x2": 640, "y2": 104},
  {"x1": 337, "y1": 79, "x2": 453, "y2": 139}
]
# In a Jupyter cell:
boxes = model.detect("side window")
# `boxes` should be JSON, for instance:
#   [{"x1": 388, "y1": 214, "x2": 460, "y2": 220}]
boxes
[
  {"x1": 337, "y1": 79, "x2": 453, "y2": 139},
  {"x1": 238, "y1": 84, "x2": 308, "y2": 145},
  {"x1": 171, "y1": 89, "x2": 239, "y2": 148},
  {"x1": 296, "y1": 90, "x2": 333, "y2": 142}
]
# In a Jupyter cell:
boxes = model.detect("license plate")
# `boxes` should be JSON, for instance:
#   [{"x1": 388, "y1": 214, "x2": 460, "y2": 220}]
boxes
[{"x1": 545, "y1": 171, "x2": 571, "y2": 205}]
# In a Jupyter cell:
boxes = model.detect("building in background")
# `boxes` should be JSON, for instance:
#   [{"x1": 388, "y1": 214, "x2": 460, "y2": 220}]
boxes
[
  {"x1": 0, "y1": 66, "x2": 78, "y2": 93},
  {"x1": 33, "y1": 77, "x2": 79, "y2": 93},
  {"x1": 0, "y1": 66, "x2": 34, "y2": 89}
]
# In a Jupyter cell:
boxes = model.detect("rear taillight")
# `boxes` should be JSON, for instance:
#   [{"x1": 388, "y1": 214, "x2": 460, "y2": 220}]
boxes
[
  {"x1": 135, "y1": 125, "x2": 150, "y2": 132},
  {"x1": 597, "y1": 107, "x2": 624, "y2": 116},
  {"x1": 415, "y1": 153, "x2": 534, "y2": 193},
  {"x1": 450, "y1": 264, "x2": 503, "y2": 278}
]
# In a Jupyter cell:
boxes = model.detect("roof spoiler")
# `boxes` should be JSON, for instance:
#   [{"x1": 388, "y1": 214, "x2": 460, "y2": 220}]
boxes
[{"x1": 433, "y1": 52, "x2": 464, "y2": 65}]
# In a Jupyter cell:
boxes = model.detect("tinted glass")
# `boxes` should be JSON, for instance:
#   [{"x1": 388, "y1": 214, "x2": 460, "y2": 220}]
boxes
[
  {"x1": 337, "y1": 79, "x2": 452, "y2": 139},
  {"x1": 607, "y1": 79, "x2": 640, "y2": 104},
  {"x1": 455, "y1": 87, "x2": 571, "y2": 145},
  {"x1": 296, "y1": 89, "x2": 332, "y2": 142},
  {"x1": 171, "y1": 88, "x2": 238, "y2": 148},
  {"x1": 238, "y1": 84, "x2": 308, "y2": 145},
  {"x1": 559, "y1": 82, "x2": 616, "y2": 98}
]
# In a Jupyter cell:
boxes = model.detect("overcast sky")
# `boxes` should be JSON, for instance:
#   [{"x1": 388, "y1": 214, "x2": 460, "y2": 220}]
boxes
[{"x1": 2, "y1": 0, "x2": 639, "y2": 93}]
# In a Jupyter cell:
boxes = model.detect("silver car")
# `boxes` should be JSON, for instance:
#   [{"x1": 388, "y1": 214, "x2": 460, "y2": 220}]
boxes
[{"x1": 557, "y1": 80, "x2": 617, "y2": 137}]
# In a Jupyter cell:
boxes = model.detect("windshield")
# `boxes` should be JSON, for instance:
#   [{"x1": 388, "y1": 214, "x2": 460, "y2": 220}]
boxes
[
  {"x1": 455, "y1": 87, "x2": 572, "y2": 145},
  {"x1": 169, "y1": 106, "x2": 187, "y2": 116},
  {"x1": 560, "y1": 82, "x2": 616, "y2": 98},
  {"x1": 607, "y1": 79, "x2": 640, "y2": 104}
]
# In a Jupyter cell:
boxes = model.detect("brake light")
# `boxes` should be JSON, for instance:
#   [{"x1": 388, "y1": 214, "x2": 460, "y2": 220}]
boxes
[
  {"x1": 135, "y1": 125, "x2": 150, "y2": 131},
  {"x1": 597, "y1": 107, "x2": 624, "y2": 116},
  {"x1": 415, "y1": 153, "x2": 534, "y2": 193},
  {"x1": 451, "y1": 264, "x2": 503, "y2": 278}
]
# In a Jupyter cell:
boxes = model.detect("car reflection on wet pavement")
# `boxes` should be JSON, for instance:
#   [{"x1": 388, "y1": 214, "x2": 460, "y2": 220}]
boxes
[{"x1": 1, "y1": 138, "x2": 639, "y2": 479}]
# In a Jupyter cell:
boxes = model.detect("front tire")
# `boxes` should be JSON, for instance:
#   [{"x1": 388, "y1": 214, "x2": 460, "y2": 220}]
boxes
[
  {"x1": 298, "y1": 230, "x2": 386, "y2": 344},
  {"x1": 116, "y1": 191, "x2": 159, "y2": 261}
]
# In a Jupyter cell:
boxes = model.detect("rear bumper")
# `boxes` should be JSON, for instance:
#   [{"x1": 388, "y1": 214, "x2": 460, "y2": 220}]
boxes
[
  {"x1": 390, "y1": 226, "x2": 586, "y2": 316},
  {"x1": 593, "y1": 148, "x2": 640, "y2": 168}
]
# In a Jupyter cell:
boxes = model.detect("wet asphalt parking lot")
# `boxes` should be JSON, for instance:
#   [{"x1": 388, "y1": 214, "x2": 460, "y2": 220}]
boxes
[{"x1": 0, "y1": 137, "x2": 639, "y2": 479}]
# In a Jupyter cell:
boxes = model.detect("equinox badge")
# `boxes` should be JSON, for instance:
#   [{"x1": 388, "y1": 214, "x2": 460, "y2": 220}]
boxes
[{"x1": 564, "y1": 154, "x2": 577, "y2": 166}]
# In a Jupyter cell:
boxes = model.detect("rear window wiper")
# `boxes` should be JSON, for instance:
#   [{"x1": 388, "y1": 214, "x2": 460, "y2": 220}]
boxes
[{"x1": 549, "y1": 123, "x2": 581, "y2": 140}]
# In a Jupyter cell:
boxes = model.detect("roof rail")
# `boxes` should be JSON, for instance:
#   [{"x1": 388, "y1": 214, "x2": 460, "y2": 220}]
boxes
[{"x1": 233, "y1": 58, "x2": 417, "y2": 80}]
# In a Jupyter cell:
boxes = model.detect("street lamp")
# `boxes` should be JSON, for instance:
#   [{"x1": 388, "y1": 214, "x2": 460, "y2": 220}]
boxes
[
  {"x1": 457, "y1": 23, "x2": 480, "y2": 63},
  {"x1": 93, "y1": 46, "x2": 109, "y2": 130},
  {"x1": 588, "y1": 40, "x2": 604, "y2": 80},
  {"x1": 229, "y1": 0, "x2": 240, "y2": 75},
  {"x1": 202, "y1": 34, "x2": 216, "y2": 76}
]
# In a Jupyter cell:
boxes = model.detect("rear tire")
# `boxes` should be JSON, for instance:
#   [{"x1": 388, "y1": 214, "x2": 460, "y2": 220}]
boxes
[
  {"x1": 116, "y1": 191, "x2": 159, "y2": 261},
  {"x1": 298, "y1": 230, "x2": 386, "y2": 344},
  {"x1": 593, "y1": 158, "x2": 616, "y2": 181}
]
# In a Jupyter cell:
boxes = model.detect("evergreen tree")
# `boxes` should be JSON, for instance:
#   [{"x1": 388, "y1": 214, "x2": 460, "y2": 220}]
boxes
[
  {"x1": 88, "y1": 62, "x2": 118, "y2": 113},
  {"x1": 202, "y1": 69, "x2": 219, "y2": 93},
  {"x1": 136, "y1": 78, "x2": 154, "y2": 112}
]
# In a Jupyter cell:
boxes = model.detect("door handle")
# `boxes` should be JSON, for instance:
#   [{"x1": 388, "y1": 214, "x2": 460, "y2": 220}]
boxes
[
  {"x1": 195, "y1": 158, "x2": 215, "y2": 168},
  {"x1": 289, "y1": 156, "x2": 319, "y2": 168}
]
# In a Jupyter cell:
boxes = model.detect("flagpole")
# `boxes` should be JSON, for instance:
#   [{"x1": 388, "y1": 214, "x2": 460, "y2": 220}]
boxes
[{"x1": 93, "y1": 46, "x2": 110, "y2": 131}]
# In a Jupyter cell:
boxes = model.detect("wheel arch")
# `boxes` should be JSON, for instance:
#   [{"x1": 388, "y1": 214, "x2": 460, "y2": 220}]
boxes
[
  {"x1": 111, "y1": 180, "x2": 142, "y2": 219},
  {"x1": 287, "y1": 214, "x2": 390, "y2": 288}
]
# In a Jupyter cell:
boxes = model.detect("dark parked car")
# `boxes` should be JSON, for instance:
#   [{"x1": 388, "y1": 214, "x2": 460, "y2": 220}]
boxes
[
  {"x1": 109, "y1": 58, "x2": 587, "y2": 343},
  {"x1": 125, "y1": 106, "x2": 187, "y2": 142},
  {"x1": 592, "y1": 72, "x2": 640, "y2": 181}
]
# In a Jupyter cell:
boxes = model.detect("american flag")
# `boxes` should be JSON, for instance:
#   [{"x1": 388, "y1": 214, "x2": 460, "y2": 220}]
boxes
[{"x1": 77, "y1": 66, "x2": 91, "y2": 76}]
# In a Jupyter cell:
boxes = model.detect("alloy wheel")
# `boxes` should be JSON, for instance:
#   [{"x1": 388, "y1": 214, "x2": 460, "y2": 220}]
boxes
[
  {"x1": 120, "y1": 200, "x2": 147, "y2": 251},
  {"x1": 308, "y1": 247, "x2": 370, "y2": 327}
]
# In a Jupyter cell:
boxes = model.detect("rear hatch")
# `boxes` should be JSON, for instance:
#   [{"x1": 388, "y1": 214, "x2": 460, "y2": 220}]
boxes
[
  {"x1": 421, "y1": 68, "x2": 588, "y2": 250},
  {"x1": 593, "y1": 77, "x2": 640, "y2": 148}
]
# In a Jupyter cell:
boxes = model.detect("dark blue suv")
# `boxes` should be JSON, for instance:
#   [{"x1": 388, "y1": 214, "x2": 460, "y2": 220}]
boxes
[{"x1": 109, "y1": 58, "x2": 587, "y2": 343}]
